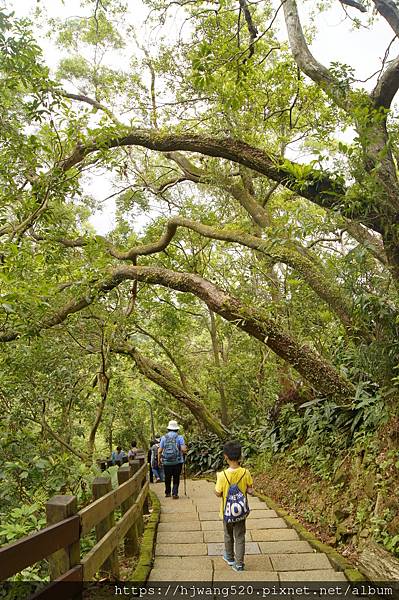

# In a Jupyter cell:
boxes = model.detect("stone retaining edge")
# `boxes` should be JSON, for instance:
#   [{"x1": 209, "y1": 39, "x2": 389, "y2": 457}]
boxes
[
  {"x1": 130, "y1": 490, "x2": 161, "y2": 583},
  {"x1": 255, "y1": 491, "x2": 366, "y2": 583}
]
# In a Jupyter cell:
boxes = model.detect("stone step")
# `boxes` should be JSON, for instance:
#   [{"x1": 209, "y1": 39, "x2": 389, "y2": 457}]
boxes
[
  {"x1": 270, "y1": 553, "x2": 332, "y2": 571},
  {"x1": 246, "y1": 518, "x2": 287, "y2": 530},
  {"x1": 160, "y1": 512, "x2": 198, "y2": 522},
  {"x1": 150, "y1": 480, "x2": 346, "y2": 584},
  {"x1": 158, "y1": 521, "x2": 201, "y2": 532},
  {"x1": 207, "y1": 541, "x2": 260, "y2": 556},
  {"x1": 161, "y1": 505, "x2": 196, "y2": 513},
  {"x1": 197, "y1": 512, "x2": 220, "y2": 521},
  {"x1": 201, "y1": 520, "x2": 223, "y2": 531},
  {"x1": 279, "y1": 569, "x2": 347, "y2": 581},
  {"x1": 157, "y1": 531, "x2": 204, "y2": 544},
  {"x1": 203, "y1": 531, "x2": 253, "y2": 543},
  {"x1": 212, "y1": 555, "x2": 273, "y2": 571},
  {"x1": 251, "y1": 529, "x2": 299, "y2": 542},
  {"x1": 153, "y1": 557, "x2": 210, "y2": 569},
  {"x1": 258, "y1": 540, "x2": 313, "y2": 554},
  {"x1": 213, "y1": 571, "x2": 279, "y2": 581},
  {"x1": 148, "y1": 569, "x2": 212, "y2": 582},
  {"x1": 197, "y1": 509, "x2": 278, "y2": 520},
  {"x1": 248, "y1": 510, "x2": 278, "y2": 519},
  {"x1": 156, "y1": 543, "x2": 207, "y2": 556}
]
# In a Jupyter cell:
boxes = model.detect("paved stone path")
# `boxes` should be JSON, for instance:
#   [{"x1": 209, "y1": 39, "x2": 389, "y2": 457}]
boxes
[{"x1": 149, "y1": 480, "x2": 346, "y2": 582}]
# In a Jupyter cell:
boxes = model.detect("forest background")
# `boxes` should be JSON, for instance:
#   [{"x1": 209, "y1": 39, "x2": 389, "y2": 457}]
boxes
[{"x1": 1, "y1": 0, "x2": 399, "y2": 580}]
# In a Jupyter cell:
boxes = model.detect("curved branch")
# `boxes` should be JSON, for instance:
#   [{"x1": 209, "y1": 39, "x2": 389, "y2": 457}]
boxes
[
  {"x1": 60, "y1": 129, "x2": 371, "y2": 228},
  {"x1": 114, "y1": 344, "x2": 228, "y2": 437},
  {"x1": 63, "y1": 92, "x2": 120, "y2": 124},
  {"x1": 167, "y1": 217, "x2": 358, "y2": 332},
  {"x1": 112, "y1": 266, "x2": 355, "y2": 402},
  {"x1": 369, "y1": 2, "x2": 399, "y2": 106},
  {"x1": 0, "y1": 264, "x2": 355, "y2": 402},
  {"x1": 33, "y1": 216, "x2": 363, "y2": 333},
  {"x1": 108, "y1": 216, "x2": 359, "y2": 333},
  {"x1": 339, "y1": 0, "x2": 366, "y2": 12},
  {"x1": 132, "y1": 323, "x2": 191, "y2": 392},
  {"x1": 239, "y1": 0, "x2": 258, "y2": 58},
  {"x1": 38, "y1": 418, "x2": 88, "y2": 461},
  {"x1": 372, "y1": 56, "x2": 399, "y2": 108},
  {"x1": 283, "y1": 0, "x2": 346, "y2": 107},
  {"x1": 371, "y1": 0, "x2": 399, "y2": 37}
]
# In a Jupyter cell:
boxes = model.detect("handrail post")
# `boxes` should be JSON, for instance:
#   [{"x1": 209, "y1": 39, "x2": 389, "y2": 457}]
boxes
[
  {"x1": 117, "y1": 464, "x2": 139, "y2": 556},
  {"x1": 135, "y1": 453, "x2": 149, "y2": 514},
  {"x1": 130, "y1": 460, "x2": 144, "y2": 535},
  {"x1": 142, "y1": 464, "x2": 150, "y2": 515},
  {"x1": 46, "y1": 495, "x2": 81, "y2": 596},
  {"x1": 92, "y1": 477, "x2": 120, "y2": 579}
]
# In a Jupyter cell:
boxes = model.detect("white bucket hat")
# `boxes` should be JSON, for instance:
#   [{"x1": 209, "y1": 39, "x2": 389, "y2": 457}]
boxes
[{"x1": 167, "y1": 419, "x2": 179, "y2": 431}]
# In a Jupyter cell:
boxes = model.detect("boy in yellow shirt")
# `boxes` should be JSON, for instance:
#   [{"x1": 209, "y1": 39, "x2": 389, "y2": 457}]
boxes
[{"x1": 215, "y1": 440, "x2": 254, "y2": 572}]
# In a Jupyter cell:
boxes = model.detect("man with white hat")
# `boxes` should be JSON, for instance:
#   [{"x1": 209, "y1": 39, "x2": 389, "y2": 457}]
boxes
[{"x1": 158, "y1": 420, "x2": 187, "y2": 499}]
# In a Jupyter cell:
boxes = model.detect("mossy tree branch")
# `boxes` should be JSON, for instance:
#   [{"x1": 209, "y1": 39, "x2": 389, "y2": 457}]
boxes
[
  {"x1": 0, "y1": 264, "x2": 355, "y2": 402},
  {"x1": 113, "y1": 344, "x2": 229, "y2": 438}
]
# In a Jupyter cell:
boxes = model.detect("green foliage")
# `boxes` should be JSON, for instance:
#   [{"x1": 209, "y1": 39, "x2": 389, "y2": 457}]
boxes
[
  {"x1": 0, "y1": 504, "x2": 45, "y2": 545},
  {"x1": 187, "y1": 391, "x2": 389, "y2": 478},
  {"x1": 186, "y1": 426, "x2": 257, "y2": 474},
  {"x1": 1, "y1": 0, "x2": 399, "y2": 570},
  {"x1": 186, "y1": 432, "x2": 225, "y2": 473}
]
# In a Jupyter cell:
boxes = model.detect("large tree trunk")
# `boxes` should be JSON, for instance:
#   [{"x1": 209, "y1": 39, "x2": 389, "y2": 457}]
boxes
[
  {"x1": 358, "y1": 540, "x2": 399, "y2": 581},
  {"x1": 115, "y1": 345, "x2": 229, "y2": 438}
]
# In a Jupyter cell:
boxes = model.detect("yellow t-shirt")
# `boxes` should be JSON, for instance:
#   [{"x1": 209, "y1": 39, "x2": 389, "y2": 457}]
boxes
[{"x1": 215, "y1": 466, "x2": 253, "y2": 518}]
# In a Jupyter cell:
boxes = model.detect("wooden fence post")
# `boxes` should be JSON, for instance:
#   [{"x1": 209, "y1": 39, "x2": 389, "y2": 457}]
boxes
[
  {"x1": 142, "y1": 463, "x2": 150, "y2": 515},
  {"x1": 117, "y1": 465, "x2": 139, "y2": 557},
  {"x1": 129, "y1": 460, "x2": 144, "y2": 536},
  {"x1": 46, "y1": 495, "x2": 80, "y2": 581},
  {"x1": 135, "y1": 453, "x2": 149, "y2": 513},
  {"x1": 92, "y1": 477, "x2": 120, "y2": 579}
]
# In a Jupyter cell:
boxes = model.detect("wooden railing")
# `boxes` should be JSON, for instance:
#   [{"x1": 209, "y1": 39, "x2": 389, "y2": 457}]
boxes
[{"x1": 0, "y1": 456, "x2": 149, "y2": 599}]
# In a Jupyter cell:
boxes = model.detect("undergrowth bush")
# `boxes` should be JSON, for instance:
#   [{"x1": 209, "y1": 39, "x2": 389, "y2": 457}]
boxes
[{"x1": 186, "y1": 388, "x2": 389, "y2": 476}]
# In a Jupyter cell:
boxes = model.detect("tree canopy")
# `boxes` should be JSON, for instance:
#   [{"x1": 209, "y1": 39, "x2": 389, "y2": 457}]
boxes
[{"x1": 1, "y1": 0, "x2": 399, "y2": 559}]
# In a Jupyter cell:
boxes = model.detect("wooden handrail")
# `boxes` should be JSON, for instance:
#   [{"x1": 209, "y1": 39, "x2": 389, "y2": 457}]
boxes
[
  {"x1": 0, "y1": 459, "x2": 149, "y2": 585},
  {"x1": 81, "y1": 481, "x2": 149, "y2": 580},
  {"x1": 0, "y1": 515, "x2": 80, "y2": 581},
  {"x1": 29, "y1": 565, "x2": 83, "y2": 600},
  {"x1": 79, "y1": 462, "x2": 146, "y2": 536}
]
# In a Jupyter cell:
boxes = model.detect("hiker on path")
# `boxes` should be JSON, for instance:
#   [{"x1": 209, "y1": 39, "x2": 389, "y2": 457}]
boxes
[
  {"x1": 215, "y1": 440, "x2": 254, "y2": 572},
  {"x1": 111, "y1": 446, "x2": 127, "y2": 465},
  {"x1": 151, "y1": 436, "x2": 164, "y2": 483},
  {"x1": 147, "y1": 441, "x2": 154, "y2": 483},
  {"x1": 158, "y1": 420, "x2": 186, "y2": 499},
  {"x1": 128, "y1": 440, "x2": 138, "y2": 463}
]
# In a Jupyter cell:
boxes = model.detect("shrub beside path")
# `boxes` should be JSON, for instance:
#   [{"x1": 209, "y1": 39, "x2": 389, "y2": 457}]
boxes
[{"x1": 149, "y1": 479, "x2": 347, "y2": 582}]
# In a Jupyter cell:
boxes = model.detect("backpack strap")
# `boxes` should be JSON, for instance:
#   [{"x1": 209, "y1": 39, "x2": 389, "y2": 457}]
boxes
[
  {"x1": 236, "y1": 468, "x2": 247, "y2": 485},
  {"x1": 223, "y1": 470, "x2": 231, "y2": 485}
]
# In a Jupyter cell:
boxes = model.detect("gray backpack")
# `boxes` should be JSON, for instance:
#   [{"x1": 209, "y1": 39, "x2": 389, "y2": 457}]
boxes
[{"x1": 162, "y1": 433, "x2": 181, "y2": 465}]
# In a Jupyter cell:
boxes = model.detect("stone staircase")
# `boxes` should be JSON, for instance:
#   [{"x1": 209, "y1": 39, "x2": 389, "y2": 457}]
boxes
[{"x1": 149, "y1": 479, "x2": 347, "y2": 582}]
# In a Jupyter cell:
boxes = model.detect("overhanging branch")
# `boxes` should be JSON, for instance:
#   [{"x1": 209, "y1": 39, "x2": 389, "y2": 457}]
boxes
[
  {"x1": 59, "y1": 129, "x2": 369, "y2": 227},
  {"x1": 0, "y1": 263, "x2": 355, "y2": 402}
]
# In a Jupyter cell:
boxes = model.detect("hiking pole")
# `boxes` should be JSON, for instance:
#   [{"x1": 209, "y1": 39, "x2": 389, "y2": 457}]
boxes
[{"x1": 183, "y1": 457, "x2": 187, "y2": 496}]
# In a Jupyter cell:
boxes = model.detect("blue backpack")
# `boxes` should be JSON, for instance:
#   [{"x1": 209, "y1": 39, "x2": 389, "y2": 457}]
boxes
[
  {"x1": 223, "y1": 470, "x2": 250, "y2": 524},
  {"x1": 162, "y1": 432, "x2": 181, "y2": 465}
]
